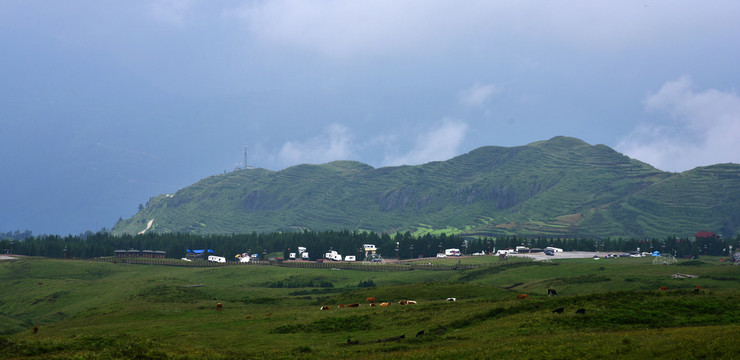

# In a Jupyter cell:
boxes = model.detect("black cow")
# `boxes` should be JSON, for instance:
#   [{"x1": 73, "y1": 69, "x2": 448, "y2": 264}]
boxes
[
  {"x1": 547, "y1": 289, "x2": 558, "y2": 296},
  {"x1": 552, "y1": 307, "x2": 564, "y2": 314},
  {"x1": 575, "y1": 308, "x2": 586, "y2": 315},
  {"x1": 416, "y1": 330, "x2": 425, "y2": 337}
]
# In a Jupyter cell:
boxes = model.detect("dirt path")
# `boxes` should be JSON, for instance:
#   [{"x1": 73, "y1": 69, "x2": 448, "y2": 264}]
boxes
[{"x1": 138, "y1": 219, "x2": 154, "y2": 235}]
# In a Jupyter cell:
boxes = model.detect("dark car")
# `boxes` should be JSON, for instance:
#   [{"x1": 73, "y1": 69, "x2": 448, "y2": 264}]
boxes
[{"x1": 544, "y1": 250, "x2": 554, "y2": 256}]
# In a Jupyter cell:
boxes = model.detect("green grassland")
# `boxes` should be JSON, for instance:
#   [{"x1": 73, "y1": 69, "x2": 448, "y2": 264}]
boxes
[
  {"x1": 2, "y1": 256, "x2": 739, "y2": 359},
  {"x1": 111, "y1": 137, "x2": 740, "y2": 238}
]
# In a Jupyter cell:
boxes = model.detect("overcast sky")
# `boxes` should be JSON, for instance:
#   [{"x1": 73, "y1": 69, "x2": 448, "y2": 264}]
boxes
[{"x1": 1, "y1": 1, "x2": 739, "y2": 235}]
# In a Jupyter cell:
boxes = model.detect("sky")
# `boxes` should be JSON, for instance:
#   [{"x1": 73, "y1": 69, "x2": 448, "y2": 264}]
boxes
[{"x1": 1, "y1": 1, "x2": 739, "y2": 235}]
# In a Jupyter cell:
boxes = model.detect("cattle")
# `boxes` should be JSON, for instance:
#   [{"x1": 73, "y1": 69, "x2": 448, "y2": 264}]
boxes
[
  {"x1": 265, "y1": 312, "x2": 273, "y2": 318},
  {"x1": 547, "y1": 289, "x2": 558, "y2": 296},
  {"x1": 658, "y1": 286, "x2": 669, "y2": 291},
  {"x1": 552, "y1": 307, "x2": 564, "y2": 314},
  {"x1": 446, "y1": 297, "x2": 457, "y2": 302},
  {"x1": 379, "y1": 302, "x2": 391, "y2": 307},
  {"x1": 32, "y1": 326, "x2": 38, "y2": 334},
  {"x1": 406, "y1": 300, "x2": 417, "y2": 305},
  {"x1": 575, "y1": 308, "x2": 586, "y2": 315},
  {"x1": 216, "y1": 302, "x2": 222, "y2": 311},
  {"x1": 347, "y1": 303, "x2": 360, "y2": 308},
  {"x1": 245, "y1": 316, "x2": 252, "y2": 319},
  {"x1": 399, "y1": 300, "x2": 408, "y2": 305},
  {"x1": 339, "y1": 304, "x2": 346, "y2": 308},
  {"x1": 416, "y1": 330, "x2": 425, "y2": 337},
  {"x1": 366, "y1": 297, "x2": 378, "y2": 303},
  {"x1": 320, "y1": 306, "x2": 331, "y2": 310},
  {"x1": 346, "y1": 338, "x2": 359, "y2": 345},
  {"x1": 370, "y1": 303, "x2": 377, "y2": 307},
  {"x1": 516, "y1": 294, "x2": 528, "y2": 300},
  {"x1": 37, "y1": 282, "x2": 43, "y2": 286}
]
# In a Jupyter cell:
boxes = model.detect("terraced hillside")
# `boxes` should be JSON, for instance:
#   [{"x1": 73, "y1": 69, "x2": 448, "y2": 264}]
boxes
[{"x1": 112, "y1": 137, "x2": 740, "y2": 238}]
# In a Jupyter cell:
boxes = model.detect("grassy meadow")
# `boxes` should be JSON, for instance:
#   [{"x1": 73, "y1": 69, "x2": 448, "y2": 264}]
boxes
[{"x1": 1, "y1": 256, "x2": 739, "y2": 359}]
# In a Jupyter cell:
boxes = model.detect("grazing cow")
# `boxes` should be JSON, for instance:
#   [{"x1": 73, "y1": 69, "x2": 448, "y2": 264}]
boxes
[
  {"x1": 347, "y1": 303, "x2": 360, "y2": 308},
  {"x1": 32, "y1": 326, "x2": 38, "y2": 334},
  {"x1": 320, "y1": 306, "x2": 331, "y2": 310},
  {"x1": 658, "y1": 286, "x2": 669, "y2": 291},
  {"x1": 379, "y1": 302, "x2": 391, "y2": 307},
  {"x1": 37, "y1": 282, "x2": 43, "y2": 286},
  {"x1": 399, "y1": 300, "x2": 408, "y2": 305},
  {"x1": 366, "y1": 297, "x2": 378, "y2": 303},
  {"x1": 575, "y1": 308, "x2": 586, "y2": 315},
  {"x1": 245, "y1": 316, "x2": 252, "y2": 319},
  {"x1": 446, "y1": 297, "x2": 457, "y2": 302},
  {"x1": 346, "y1": 338, "x2": 359, "y2": 345},
  {"x1": 406, "y1": 300, "x2": 417, "y2": 305},
  {"x1": 547, "y1": 289, "x2": 558, "y2": 296},
  {"x1": 416, "y1": 330, "x2": 425, "y2": 337},
  {"x1": 370, "y1": 303, "x2": 377, "y2": 307},
  {"x1": 552, "y1": 307, "x2": 564, "y2": 314},
  {"x1": 216, "y1": 302, "x2": 222, "y2": 311},
  {"x1": 516, "y1": 294, "x2": 528, "y2": 300},
  {"x1": 339, "y1": 304, "x2": 346, "y2": 308}
]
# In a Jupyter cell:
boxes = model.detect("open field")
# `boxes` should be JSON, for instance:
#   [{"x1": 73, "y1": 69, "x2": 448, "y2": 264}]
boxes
[{"x1": 1, "y1": 255, "x2": 739, "y2": 359}]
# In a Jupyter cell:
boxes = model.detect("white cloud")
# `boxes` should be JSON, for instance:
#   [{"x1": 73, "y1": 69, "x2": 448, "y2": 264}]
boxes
[
  {"x1": 223, "y1": 1, "x2": 740, "y2": 59},
  {"x1": 617, "y1": 76, "x2": 740, "y2": 172},
  {"x1": 277, "y1": 124, "x2": 355, "y2": 166},
  {"x1": 459, "y1": 82, "x2": 501, "y2": 107},
  {"x1": 382, "y1": 119, "x2": 468, "y2": 166}
]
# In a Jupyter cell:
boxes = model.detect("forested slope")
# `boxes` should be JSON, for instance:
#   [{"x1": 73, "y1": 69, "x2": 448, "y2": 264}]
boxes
[{"x1": 112, "y1": 137, "x2": 740, "y2": 238}]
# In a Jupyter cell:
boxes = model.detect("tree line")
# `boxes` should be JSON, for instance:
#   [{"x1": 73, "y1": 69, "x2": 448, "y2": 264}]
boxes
[{"x1": 1, "y1": 230, "x2": 738, "y2": 260}]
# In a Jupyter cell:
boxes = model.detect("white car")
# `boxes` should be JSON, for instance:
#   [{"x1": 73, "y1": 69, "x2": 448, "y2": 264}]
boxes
[{"x1": 436, "y1": 253, "x2": 446, "y2": 258}]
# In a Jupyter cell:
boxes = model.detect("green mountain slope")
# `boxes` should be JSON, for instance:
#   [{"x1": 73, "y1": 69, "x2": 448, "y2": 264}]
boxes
[{"x1": 112, "y1": 136, "x2": 740, "y2": 238}]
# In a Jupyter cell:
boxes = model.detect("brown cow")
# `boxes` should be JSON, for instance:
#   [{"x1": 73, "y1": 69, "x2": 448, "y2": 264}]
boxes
[
  {"x1": 339, "y1": 304, "x2": 346, "y2": 308},
  {"x1": 516, "y1": 294, "x2": 528, "y2": 300},
  {"x1": 379, "y1": 302, "x2": 391, "y2": 306},
  {"x1": 320, "y1": 306, "x2": 331, "y2": 310},
  {"x1": 32, "y1": 326, "x2": 38, "y2": 334},
  {"x1": 347, "y1": 303, "x2": 360, "y2": 308},
  {"x1": 370, "y1": 303, "x2": 377, "y2": 307},
  {"x1": 658, "y1": 286, "x2": 669, "y2": 291},
  {"x1": 216, "y1": 302, "x2": 223, "y2": 311},
  {"x1": 366, "y1": 297, "x2": 378, "y2": 303},
  {"x1": 399, "y1": 300, "x2": 408, "y2": 305}
]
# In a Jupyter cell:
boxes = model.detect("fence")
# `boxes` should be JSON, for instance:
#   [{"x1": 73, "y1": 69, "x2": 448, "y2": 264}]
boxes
[{"x1": 10, "y1": 256, "x2": 479, "y2": 271}]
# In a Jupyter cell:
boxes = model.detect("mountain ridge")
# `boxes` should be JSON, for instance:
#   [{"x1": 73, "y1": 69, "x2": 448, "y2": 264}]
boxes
[{"x1": 112, "y1": 136, "x2": 740, "y2": 238}]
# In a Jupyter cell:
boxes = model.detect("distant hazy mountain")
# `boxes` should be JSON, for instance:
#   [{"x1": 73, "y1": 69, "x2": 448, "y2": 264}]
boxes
[{"x1": 112, "y1": 136, "x2": 740, "y2": 238}]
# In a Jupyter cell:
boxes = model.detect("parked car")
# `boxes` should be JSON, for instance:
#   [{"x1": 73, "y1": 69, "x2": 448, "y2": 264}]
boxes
[
  {"x1": 436, "y1": 253, "x2": 446, "y2": 258},
  {"x1": 544, "y1": 250, "x2": 554, "y2": 256}
]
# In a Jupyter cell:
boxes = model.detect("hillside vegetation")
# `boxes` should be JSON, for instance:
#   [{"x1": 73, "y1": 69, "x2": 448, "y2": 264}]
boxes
[
  {"x1": 112, "y1": 136, "x2": 740, "y2": 238},
  {"x1": 1, "y1": 257, "x2": 738, "y2": 359}
]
